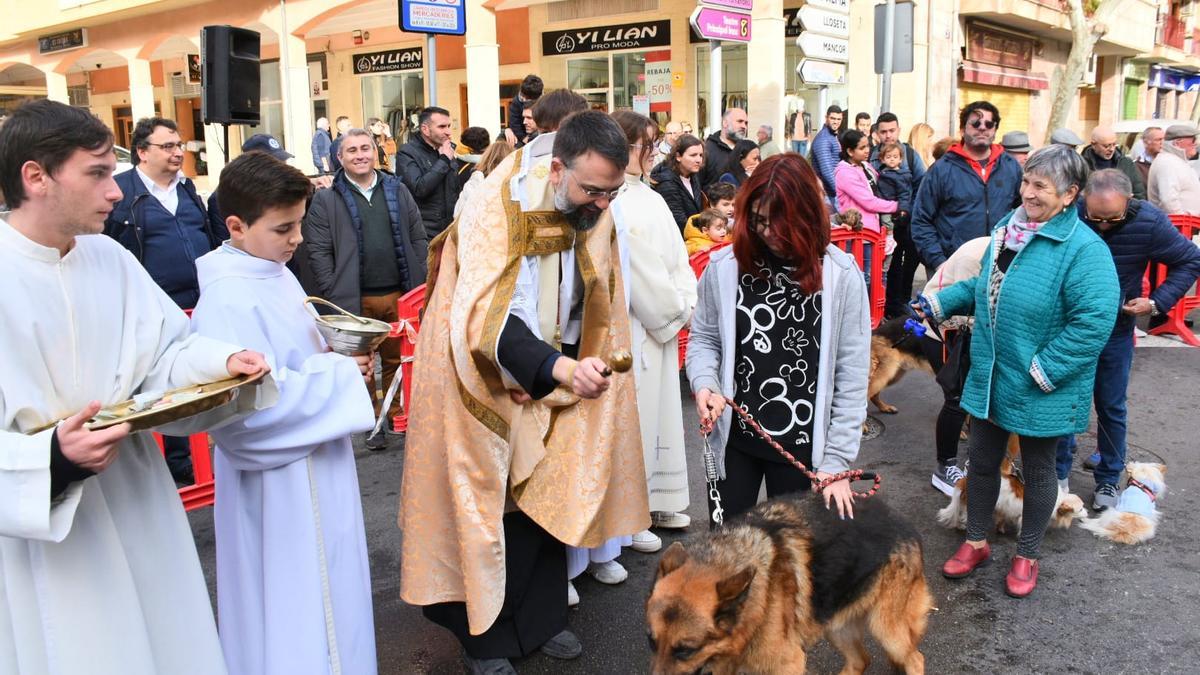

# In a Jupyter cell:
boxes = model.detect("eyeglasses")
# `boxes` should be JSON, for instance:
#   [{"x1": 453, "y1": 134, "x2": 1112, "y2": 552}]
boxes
[
  {"x1": 968, "y1": 119, "x2": 997, "y2": 131},
  {"x1": 145, "y1": 141, "x2": 185, "y2": 152},
  {"x1": 569, "y1": 172, "x2": 622, "y2": 201},
  {"x1": 1086, "y1": 209, "x2": 1127, "y2": 225}
]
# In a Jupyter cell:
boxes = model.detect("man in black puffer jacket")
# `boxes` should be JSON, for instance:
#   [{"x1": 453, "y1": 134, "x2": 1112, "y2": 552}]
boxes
[
  {"x1": 397, "y1": 106, "x2": 462, "y2": 240},
  {"x1": 1055, "y1": 169, "x2": 1200, "y2": 511}
]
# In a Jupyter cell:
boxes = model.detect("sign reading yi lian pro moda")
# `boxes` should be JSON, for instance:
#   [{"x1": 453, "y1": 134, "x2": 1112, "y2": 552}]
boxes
[{"x1": 542, "y1": 20, "x2": 671, "y2": 56}]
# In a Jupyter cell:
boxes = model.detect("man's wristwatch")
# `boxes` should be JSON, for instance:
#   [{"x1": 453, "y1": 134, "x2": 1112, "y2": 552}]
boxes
[{"x1": 1148, "y1": 299, "x2": 1160, "y2": 316}]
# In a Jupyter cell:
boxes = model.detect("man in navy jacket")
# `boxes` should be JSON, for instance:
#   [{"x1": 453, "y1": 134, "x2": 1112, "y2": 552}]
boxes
[
  {"x1": 810, "y1": 105, "x2": 844, "y2": 208},
  {"x1": 910, "y1": 101, "x2": 1022, "y2": 270},
  {"x1": 1056, "y1": 169, "x2": 1200, "y2": 510},
  {"x1": 103, "y1": 116, "x2": 225, "y2": 484}
]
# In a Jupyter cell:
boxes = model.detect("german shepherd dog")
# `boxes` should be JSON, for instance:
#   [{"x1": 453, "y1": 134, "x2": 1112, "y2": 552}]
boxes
[
  {"x1": 646, "y1": 494, "x2": 932, "y2": 674},
  {"x1": 868, "y1": 316, "x2": 935, "y2": 414}
]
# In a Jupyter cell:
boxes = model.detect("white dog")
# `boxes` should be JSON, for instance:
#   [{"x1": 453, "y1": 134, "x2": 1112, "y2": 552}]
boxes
[{"x1": 1079, "y1": 462, "x2": 1167, "y2": 545}]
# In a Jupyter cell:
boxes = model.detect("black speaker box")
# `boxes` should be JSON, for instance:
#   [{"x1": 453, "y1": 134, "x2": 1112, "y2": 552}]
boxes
[{"x1": 201, "y1": 25, "x2": 261, "y2": 125}]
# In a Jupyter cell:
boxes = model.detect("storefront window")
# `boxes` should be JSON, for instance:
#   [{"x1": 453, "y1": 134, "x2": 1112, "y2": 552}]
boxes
[
  {"x1": 248, "y1": 60, "x2": 284, "y2": 147},
  {"x1": 361, "y1": 72, "x2": 425, "y2": 144},
  {"x1": 613, "y1": 52, "x2": 647, "y2": 110},
  {"x1": 696, "y1": 45, "x2": 747, "y2": 134},
  {"x1": 566, "y1": 51, "x2": 655, "y2": 113}
]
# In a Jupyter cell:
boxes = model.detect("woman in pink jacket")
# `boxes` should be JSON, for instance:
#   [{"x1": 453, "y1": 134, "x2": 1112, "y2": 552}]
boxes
[{"x1": 835, "y1": 128, "x2": 897, "y2": 287}]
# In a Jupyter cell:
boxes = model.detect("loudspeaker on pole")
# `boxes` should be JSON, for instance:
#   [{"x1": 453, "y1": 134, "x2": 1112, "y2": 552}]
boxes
[{"x1": 201, "y1": 25, "x2": 261, "y2": 126}]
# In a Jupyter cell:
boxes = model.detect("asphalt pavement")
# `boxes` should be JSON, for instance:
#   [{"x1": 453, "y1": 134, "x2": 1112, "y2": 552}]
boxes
[{"x1": 189, "y1": 341, "x2": 1200, "y2": 674}]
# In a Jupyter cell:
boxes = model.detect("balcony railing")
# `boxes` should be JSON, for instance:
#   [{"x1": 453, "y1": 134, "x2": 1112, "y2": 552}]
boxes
[{"x1": 1162, "y1": 14, "x2": 1187, "y2": 49}]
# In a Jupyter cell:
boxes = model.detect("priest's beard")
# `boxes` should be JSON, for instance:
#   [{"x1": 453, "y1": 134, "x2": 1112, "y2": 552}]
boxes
[{"x1": 553, "y1": 180, "x2": 601, "y2": 232}]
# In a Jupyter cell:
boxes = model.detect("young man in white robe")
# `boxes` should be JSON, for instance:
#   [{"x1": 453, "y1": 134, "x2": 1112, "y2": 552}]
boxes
[
  {"x1": 189, "y1": 151, "x2": 379, "y2": 675},
  {"x1": 0, "y1": 100, "x2": 271, "y2": 675}
]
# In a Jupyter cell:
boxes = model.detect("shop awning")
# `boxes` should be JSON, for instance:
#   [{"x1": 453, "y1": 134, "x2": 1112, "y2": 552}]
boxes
[{"x1": 961, "y1": 60, "x2": 1050, "y2": 91}]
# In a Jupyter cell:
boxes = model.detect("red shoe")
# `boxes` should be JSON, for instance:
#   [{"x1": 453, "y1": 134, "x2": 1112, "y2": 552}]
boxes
[
  {"x1": 942, "y1": 541, "x2": 991, "y2": 579},
  {"x1": 1005, "y1": 556, "x2": 1039, "y2": 598}
]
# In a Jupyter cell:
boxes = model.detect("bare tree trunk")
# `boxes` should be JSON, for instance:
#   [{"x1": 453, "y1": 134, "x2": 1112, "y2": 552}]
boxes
[{"x1": 1044, "y1": 0, "x2": 1126, "y2": 144}]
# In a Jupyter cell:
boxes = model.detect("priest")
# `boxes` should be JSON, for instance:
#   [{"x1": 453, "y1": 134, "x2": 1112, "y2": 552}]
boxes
[
  {"x1": 0, "y1": 100, "x2": 270, "y2": 674},
  {"x1": 399, "y1": 109, "x2": 649, "y2": 674}
]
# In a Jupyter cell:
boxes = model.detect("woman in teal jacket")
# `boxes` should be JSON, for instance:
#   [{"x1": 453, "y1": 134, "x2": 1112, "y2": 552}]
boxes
[{"x1": 918, "y1": 145, "x2": 1119, "y2": 598}]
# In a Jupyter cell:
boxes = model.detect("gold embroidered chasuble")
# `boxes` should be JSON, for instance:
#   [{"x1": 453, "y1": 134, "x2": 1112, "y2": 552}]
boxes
[{"x1": 398, "y1": 149, "x2": 649, "y2": 635}]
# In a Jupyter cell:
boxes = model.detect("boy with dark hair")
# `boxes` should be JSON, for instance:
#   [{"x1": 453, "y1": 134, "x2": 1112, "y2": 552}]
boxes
[
  {"x1": 507, "y1": 73, "x2": 545, "y2": 146},
  {"x1": 190, "y1": 151, "x2": 379, "y2": 675}
]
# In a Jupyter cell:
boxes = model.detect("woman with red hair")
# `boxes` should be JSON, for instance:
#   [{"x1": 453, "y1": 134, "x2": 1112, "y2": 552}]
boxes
[{"x1": 685, "y1": 153, "x2": 871, "y2": 520}]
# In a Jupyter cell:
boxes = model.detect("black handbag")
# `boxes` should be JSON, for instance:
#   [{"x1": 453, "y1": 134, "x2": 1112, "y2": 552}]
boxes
[{"x1": 935, "y1": 327, "x2": 972, "y2": 400}]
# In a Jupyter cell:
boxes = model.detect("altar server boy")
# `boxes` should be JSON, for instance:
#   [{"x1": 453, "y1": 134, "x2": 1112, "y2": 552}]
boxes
[{"x1": 190, "y1": 151, "x2": 379, "y2": 675}]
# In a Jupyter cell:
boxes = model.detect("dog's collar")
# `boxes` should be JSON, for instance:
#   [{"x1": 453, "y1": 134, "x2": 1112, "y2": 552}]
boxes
[{"x1": 1128, "y1": 477, "x2": 1157, "y2": 502}]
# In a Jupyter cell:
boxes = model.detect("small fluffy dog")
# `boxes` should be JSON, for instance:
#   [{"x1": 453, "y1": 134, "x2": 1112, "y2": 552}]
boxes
[
  {"x1": 1079, "y1": 462, "x2": 1167, "y2": 544},
  {"x1": 646, "y1": 495, "x2": 931, "y2": 674},
  {"x1": 868, "y1": 316, "x2": 935, "y2": 414},
  {"x1": 937, "y1": 436, "x2": 1086, "y2": 533}
]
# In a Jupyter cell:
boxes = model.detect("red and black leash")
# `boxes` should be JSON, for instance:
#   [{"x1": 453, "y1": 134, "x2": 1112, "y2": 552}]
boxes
[{"x1": 699, "y1": 395, "x2": 881, "y2": 526}]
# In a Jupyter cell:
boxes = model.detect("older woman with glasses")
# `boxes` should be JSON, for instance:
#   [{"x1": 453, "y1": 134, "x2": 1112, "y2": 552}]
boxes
[
  {"x1": 916, "y1": 144, "x2": 1119, "y2": 598},
  {"x1": 686, "y1": 153, "x2": 871, "y2": 522}
]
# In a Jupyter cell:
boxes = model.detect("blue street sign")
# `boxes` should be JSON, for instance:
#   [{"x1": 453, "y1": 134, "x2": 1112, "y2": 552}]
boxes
[{"x1": 400, "y1": 0, "x2": 465, "y2": 36}]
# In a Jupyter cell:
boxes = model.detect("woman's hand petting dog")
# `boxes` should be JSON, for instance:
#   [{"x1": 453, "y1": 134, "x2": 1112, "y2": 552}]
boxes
[
  {"x1": 817, "y1": 472, "x2": 855, "y2": 520},
  {"x1": 695, "y1": 388, "x2": 726, "y2": 424}
]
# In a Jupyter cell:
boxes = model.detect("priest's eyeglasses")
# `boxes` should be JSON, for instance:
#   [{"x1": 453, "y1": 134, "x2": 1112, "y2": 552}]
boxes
[{"x1": 569, "y1": 172, "x2": 622, "y2": 201}]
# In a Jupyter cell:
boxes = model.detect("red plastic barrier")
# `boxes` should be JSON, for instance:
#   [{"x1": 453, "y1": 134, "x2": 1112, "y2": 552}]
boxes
[
  {"x1": 1148, "y1": 215, "x2": 1200, "y2": 346},
  {"x1": 391, "y1": 284, "x2": 427, "y2": 432},
  {"x1": 156, "y1": 431, "x2": 215, "y2": 511},
  {"x1": 678, "y1": 243, "x2": 732, "y2": 368},
  {"x1": 829, "y1": 228, "x2": 887, "y2": 329}
]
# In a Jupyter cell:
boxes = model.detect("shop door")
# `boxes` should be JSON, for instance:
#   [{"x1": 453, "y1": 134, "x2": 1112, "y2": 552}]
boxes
[
  {"x1": 958, "y1": 85, "x2": 1031, "y2": 138},
  {"x1": 1123, "y1": 79, "x2": 1143, "y2": 120},
  {"x1": 113, "y1": 106, "x2": 134, "y2": 150}
]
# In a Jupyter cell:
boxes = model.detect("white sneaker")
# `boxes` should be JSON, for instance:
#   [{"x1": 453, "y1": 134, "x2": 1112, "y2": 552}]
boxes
[
  {"x1": 567, "y1": 580, "x2": 579, "y2": 607},
  {"x1": 586, "y1": 560, "x2": 628, "y2": 585},
  {"x1": 631, "y1": 529, "x2": 662, "y2": 553},
  {"x1": 651, "y1": 511, "x2": 691, "y2": 529}
]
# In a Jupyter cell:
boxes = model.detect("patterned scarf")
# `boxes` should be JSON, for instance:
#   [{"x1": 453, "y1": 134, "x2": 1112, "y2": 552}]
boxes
[{"x1": 1002, "y1": 207, "x2": 1044, "y2": 252}]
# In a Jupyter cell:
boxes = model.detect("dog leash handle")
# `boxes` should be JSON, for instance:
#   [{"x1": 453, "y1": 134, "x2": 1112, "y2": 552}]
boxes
[{"x1": 699, "y1": 421, "x2": 725, "y2": 527}]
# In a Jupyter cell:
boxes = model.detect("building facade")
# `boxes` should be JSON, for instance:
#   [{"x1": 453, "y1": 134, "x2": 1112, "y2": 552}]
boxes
[{"x1": 0, "y1": 0, "x2": 1196, "y2": 188}]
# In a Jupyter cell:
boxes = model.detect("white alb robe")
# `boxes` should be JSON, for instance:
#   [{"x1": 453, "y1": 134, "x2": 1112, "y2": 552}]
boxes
[
  {"x1": 190, "y1": 246, "x2": 377, "y2": 675},
  {"x1": 611, "y1": 177, "x2": 697, "y2": 513},
  {"x1": 0, "y1": 221, "x2": 253, "y2": 675}
]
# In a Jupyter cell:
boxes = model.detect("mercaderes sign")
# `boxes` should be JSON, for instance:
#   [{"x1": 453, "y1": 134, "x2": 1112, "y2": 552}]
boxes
[
  {"x1": 353, "y1": 47, "x2": 424, "y2": 75},
  {"x1": 542, "y1": 20, "x2": 671, "y2": 56}
]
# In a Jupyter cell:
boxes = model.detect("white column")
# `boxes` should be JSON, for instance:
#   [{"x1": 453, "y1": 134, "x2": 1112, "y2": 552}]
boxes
[
  {"x1": 279, "y1": 32, "x2": 316, "y2": 174},
  {"x1": 747, "y1": 0, "x2": 786, "y2": 142},
  {"x1": 465, "y1": 2, "x2": 501, "y2": 134},
  {"x1": 127, "y1": 58, "x2": 157, "y2": 121},
  {"x1": 44, "y1": 69, "x2": 69, "y2": 104}
]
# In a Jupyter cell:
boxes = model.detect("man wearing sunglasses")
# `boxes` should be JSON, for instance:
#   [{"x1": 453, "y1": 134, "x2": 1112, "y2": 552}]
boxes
[
  {"x1": 1055, "y1": 169, "x2": 1200, "y2": 510},
  {"x1": 911, "y1": 100, "x2": 1022, "y2": 270},
  {"x1": 104, "y1": 116, "x2": 226, "y2": 486}
]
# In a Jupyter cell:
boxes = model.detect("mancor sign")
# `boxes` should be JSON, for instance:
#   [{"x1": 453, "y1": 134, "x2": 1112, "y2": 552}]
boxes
[{"x1": 353, "y1": 47, "x2": 424, "y2": 75}]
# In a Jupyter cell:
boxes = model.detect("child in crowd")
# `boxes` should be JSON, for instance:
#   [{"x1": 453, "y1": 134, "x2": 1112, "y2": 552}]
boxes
[
  {"x1": 686, "y1": 208, "x2": 731, "y2": 254},
  {"x1": 189, "y1": 152, "x2": 379, "y2": 675},
  {"x1": 876, "y1": 142, "x2": 913, "y2": 228},
  {"x1": 682, "y1": 182, "x2": 736, "y2": 253}
]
